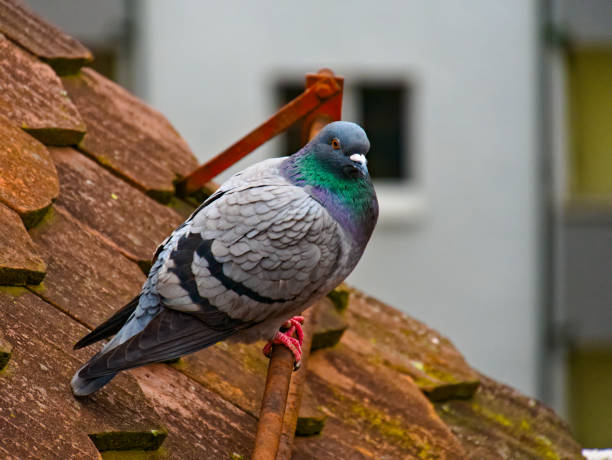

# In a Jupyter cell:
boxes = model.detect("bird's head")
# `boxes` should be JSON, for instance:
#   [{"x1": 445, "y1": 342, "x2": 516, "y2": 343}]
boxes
[
  {"x1": 283, "y1": 120, "x2": 376, "y2": 218},
  {"x1": 306, "y1": 121, "x2": 371, "y2": 180},
  {"x1": 283, "y1": 120, "x2": 378, "y2": 241}
]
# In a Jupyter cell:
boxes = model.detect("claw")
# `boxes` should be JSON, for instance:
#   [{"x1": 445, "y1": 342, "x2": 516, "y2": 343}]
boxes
[
  {"x1": 263, "y1": 316, "x2": 305, "y2": 370},
  {"x1": 281, "y1": 316, "x2": 304, "y2": 347}
]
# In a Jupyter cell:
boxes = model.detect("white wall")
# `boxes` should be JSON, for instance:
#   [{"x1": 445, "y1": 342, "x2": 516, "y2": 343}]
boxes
[{"x1": 133, "y1": 0, "x2": 540, "y2": 396}]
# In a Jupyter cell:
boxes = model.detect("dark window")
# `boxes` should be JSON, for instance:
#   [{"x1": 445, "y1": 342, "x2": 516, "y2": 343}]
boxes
[
  {"x1": 358, "y1": 84, "x2": 409, "y2": 180},
  {"x1": 276, "y1": 81, "x2": 410, "y2": 182},
  {"x1": 277, "y1": 83, "x2": 308, "y2": 155}
]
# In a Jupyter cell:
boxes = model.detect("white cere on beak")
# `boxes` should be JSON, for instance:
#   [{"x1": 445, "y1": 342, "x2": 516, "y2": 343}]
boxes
[{"x1": 350, "y1": 153, "x2": 367, "y2": 165}]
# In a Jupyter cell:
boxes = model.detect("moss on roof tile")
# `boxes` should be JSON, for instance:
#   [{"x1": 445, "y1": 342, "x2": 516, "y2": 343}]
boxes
[
  {"x1": 0, "y1": 331, "x2": 12, "y2": 372},
  {"x1": 435, "y1": 375, "x2": 584, "y2": 459},
  {"x1": 302, "y1": 344, "x2": 466, "y2": 459},
  {"x1": 311, "y1": 298, "x2": 349, "y2": 351},
  {"x1": 88, "y1": 429, "x2": 167, "y2": 452},
  {"x1": 343, "y1": 289, "x2": 481, "y2": 402}
]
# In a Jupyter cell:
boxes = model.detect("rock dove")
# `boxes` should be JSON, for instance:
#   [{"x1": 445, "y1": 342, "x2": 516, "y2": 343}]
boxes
[{"x1": 71, "y1": 121, "x2": 378, "y2": 396}]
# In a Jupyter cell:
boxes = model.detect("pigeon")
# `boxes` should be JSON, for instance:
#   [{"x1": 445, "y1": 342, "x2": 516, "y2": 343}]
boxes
[{"x1": 71, "y1": 121, "x2": 378, "y2": 396}]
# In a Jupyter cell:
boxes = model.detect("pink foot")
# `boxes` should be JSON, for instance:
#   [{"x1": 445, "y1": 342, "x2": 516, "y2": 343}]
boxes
[{"x1": 262, "y1": 316, "x2": 305, "y2": 370}]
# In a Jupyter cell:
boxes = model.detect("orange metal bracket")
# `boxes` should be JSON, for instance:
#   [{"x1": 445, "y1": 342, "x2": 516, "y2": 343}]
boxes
[{"x1": 176, "y1": 69, "x2": 343, "y2": 196}]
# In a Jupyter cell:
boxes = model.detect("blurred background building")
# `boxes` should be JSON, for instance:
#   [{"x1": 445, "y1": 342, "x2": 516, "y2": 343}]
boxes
[{"x1": 24, "y1": 0, "x2": 612, "y2": 448}]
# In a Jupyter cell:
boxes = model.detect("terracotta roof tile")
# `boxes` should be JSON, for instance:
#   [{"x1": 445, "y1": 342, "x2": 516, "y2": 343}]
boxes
[
  {"x1": 0, "y1": 289, "x2": 165, "y2": 458},
  {"x1": 133, "y1": 364, "x2": 258, "y2": 459},
  {"x1": 0, "y1": 115, "x2": 59, "y2": 227},
  {"x1": 344, "y1": 289, "x2": 481, "y2": 401},
  {"x1": 0, "y1": 0, "x2": 92, "y2": 75},
  {"x1": 61, "y1": 68, "x2": 199, "y2": 202},
  {"x1": 298, "y1": 345, "x2": 466, "y2": 459},
  {"x1": 51, "y1": 147, "x2": 184, "y2": 269},
  {"x1": 28, "y1": 206, "x2": 145, "y2": 328},
  {"x1": 0, "y1": 203, "x2": 45, "y2": 285},
  {"x1": 0, "y1": 34, "x2": 85, "y2": 145},
  {"x1": 0, "y1": 34, "x2": 85, "y2": 146},
  {"x1": 435, "y1": 375, "x2": 584, "y2": 459},
  {"x1": 177, "y1": 337, "x2": 270, "y2": 417}
]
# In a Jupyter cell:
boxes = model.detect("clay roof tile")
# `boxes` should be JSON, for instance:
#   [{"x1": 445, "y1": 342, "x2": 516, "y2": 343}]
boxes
[
  {"x1": 0, "y1": 203, "x2": 45, "y2": 285},
  {"x1": 0, "y1": 115, "x2": 59, "y2": 228},
  {"x1": 0, "y1": 34, "x2": 86, "y2": 146},
  {"x1": 0, "y1": 0, "x2": 92, "y2": 75},
  {"x1": 50, "y1": 147, "x2": 184, "y2": 270},
  {"x1": 62, "y1": 68, "x2": 199, "y2": 202}
]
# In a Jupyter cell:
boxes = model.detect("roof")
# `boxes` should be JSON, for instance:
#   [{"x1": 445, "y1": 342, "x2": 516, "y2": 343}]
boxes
[{"x1": 0, "y1": 1, "x2": 584, "y2": 458}]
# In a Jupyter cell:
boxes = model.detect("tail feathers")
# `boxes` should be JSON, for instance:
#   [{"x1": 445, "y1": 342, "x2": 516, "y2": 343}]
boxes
[
  {"x1": 71, "y1": 309, "x2": 240, "y2": 396},
  {"x1": 71, "y1": 368, "x2": 117, "y2": 396},
  {"x1": 74, "y1": 296, "x2": 140, "y2": 350}
]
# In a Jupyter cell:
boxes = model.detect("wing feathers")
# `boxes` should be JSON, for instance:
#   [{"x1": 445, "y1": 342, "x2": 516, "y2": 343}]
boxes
[
  {"x1": 79, "y1": 309, "x2": 237, "y2": 378},
  {"x1": 73, "y1": 296, "x2": 140, "y2": 350}
]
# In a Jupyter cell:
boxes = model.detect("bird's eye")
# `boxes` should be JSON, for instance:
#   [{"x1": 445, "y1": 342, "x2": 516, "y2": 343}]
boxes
[{"x1": 331, "y1": 138, "x2": 341, "y2": 150}]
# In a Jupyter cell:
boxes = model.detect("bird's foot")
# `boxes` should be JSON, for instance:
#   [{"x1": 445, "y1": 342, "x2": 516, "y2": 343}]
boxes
[{"x1": 262, "y1": 315, "x2": 305, "y2": 370}]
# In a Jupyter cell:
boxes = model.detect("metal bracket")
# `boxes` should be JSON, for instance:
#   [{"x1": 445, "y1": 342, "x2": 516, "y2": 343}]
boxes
[{"x1": 176, "y1": 69, "x2": 343, "y2": 197}]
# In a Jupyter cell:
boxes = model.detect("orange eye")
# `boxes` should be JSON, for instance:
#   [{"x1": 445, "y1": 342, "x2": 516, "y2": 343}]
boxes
[{"x1": 331, "y1": 138, "x2": 341, "y2": 150}]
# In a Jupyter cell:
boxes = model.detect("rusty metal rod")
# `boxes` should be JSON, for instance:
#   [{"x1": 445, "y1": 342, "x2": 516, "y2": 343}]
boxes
[
  {"x1": 252, "y1": 343, "x2": 296, "y2": 460},
  {"x1": 275, "y1": 306, "x2": 319, "y2": 459},
  {"x1": 252, "y1": 307, "x2": 319, "y2": 460},
  {"x1": 177, "y1": 72, "x2": 341, "y2": 196}
]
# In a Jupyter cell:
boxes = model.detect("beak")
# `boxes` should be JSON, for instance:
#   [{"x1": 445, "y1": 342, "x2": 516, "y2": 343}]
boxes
[{"x1": 349, "y1": 153, "x2": 367, "y2": 166}]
